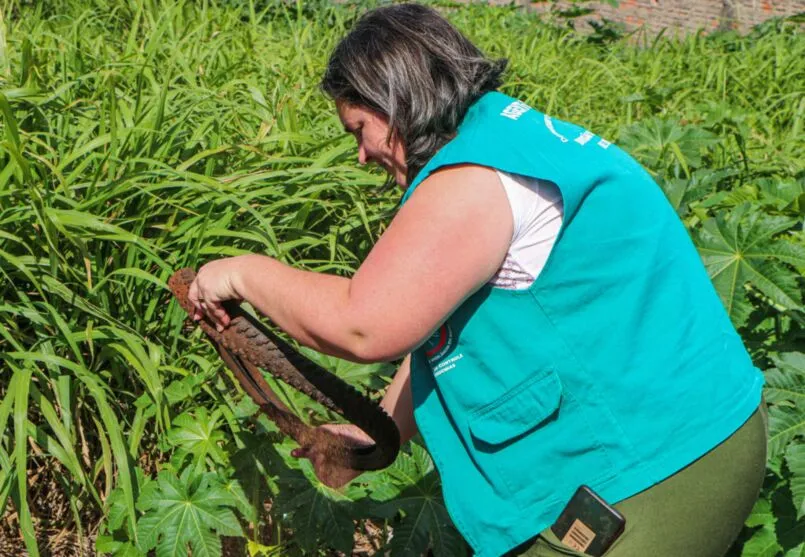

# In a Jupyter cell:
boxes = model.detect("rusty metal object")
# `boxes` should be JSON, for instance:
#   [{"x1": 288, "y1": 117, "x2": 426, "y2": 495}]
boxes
[{"x1": 168, "y1": 268, "x2": 400, "y2": 483}]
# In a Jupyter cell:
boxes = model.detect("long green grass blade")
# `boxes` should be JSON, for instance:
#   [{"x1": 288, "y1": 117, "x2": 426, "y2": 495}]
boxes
[{"x1": 13, "y1": 365, "x2": 39, "y2": 557}]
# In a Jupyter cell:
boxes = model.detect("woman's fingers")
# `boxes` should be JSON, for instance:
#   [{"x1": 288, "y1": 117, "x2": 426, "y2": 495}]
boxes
[
  {"x1": 205, "y1": 301, "x2": 230, "y2": 332},
  {"x1": 187, "y1": 278, "x2": 203, "y2": 318},
  {"x1": 212, "y1": 302, "x2": 231, "y2": 328},
  {"x1": 187, "y1": 276, "x2": 231, "y2": 331}
]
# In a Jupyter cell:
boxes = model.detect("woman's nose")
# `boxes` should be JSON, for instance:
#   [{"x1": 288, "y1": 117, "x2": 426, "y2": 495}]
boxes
[{"x1": 357, "y1": 144, "x2": 367, "y2": 165}]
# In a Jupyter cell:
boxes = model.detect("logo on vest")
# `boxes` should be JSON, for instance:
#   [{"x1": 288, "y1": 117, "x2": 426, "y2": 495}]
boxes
[
  {"x1": 500, "y1": 101, "x2": 531, "y2": 121},
  {"x1": 424, "y1": 324, "x2": 463, "y2": 377}
]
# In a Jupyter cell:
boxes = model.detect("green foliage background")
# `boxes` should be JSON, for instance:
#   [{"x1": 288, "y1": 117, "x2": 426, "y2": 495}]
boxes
[{"x1": 0, "y1": 0, "x2": 803, "y2": 555}]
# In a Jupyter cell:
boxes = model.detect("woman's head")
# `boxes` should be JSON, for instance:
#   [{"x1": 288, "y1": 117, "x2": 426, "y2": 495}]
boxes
[
  {"x1": 321, "y1": 3, "x2": 507, "y2": 187},
  {"x1": 336, "y1": 100, "x2": 408, "y2": 186}
]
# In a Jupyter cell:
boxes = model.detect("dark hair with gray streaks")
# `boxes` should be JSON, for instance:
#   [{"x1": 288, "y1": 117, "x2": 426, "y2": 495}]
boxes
[{"x1": 320, "y1": 3, "x2": 508, "y2": 186}]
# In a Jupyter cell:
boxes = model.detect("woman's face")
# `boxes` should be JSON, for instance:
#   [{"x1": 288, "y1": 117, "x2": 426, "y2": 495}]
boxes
[{"x1": 336, "y1": 100, "x2": 408, "y2": 188}]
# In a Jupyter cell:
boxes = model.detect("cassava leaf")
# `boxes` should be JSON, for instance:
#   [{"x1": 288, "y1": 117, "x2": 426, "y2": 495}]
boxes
[
  {"x1": 764, "y1": 358, "x2": 805, "y2": 407},
  {"x1": 742, "y1": 524, "x2": 782, "y2": 557},
  {"x1": 167, "y1": 408, "x2": 228, "y2": 465},
  {"x1": 618, "y1": 117, "x2": 720, "y2": 177},
  {"x1": 771, "y1": 483, "x2": 805, "y2": 556},
  {"x1": 772, "y1": 353, "x2": 805, "y2": 376},
  {"x1": 784, "y1": 543, "x2": 805, "y2": 557},
  {"x1": 694, "y1": 203, "x2": 805, "y2": 327},
  {"x1": 757, "y1": 179, "x2": 805, "y2": 213},
  {"x1": 296, "y1": 345, "x2": 395, "y2": 391},
  {"x1": 136, "y1": 468, "x2": 242, "y2": 557},
  {"x1": 220, "y1": 477, "x2": 258, "y2": 524},
  {"x1": 768, "y1": 405, "x2": 805, "y2": 461},
  {"x1": 95, "y1": 537, "x2": 145, "y2": 557},
  {"x1": 107, "y1": 468, "x2": 150, "y2": 534},
  {"x1": 786, "y1": 443, "x2": 805, "y2": 520},
  {"x1": 272, "y1": 456, "x2": 356, "y2": 555},
  {"x1": 746, "y1": 497, "x2": 777, "y2": 529},
  {"x1": 371, "y1": 443, "x2": 467, "y2": 557},
  {"x1": 231, "y1": 430, "x2": 281, "y2": 513},
  {"x1": 659, "y1": 167, "x2": 739, "y2": 216}
]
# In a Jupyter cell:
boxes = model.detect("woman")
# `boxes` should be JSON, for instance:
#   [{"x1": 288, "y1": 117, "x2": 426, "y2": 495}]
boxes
[{"x1": 187, "y1": 4, "x2": 767, "y2": 556}]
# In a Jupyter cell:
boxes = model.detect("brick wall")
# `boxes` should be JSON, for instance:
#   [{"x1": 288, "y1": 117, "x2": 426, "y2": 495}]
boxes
[{"x1": 528, "y1": 0, "x2": 805, "y2": 34}]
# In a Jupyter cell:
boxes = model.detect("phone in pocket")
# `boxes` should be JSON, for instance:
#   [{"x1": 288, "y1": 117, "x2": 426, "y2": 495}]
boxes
[{"x1": 550, "y1": 485, "x2": 626, "y2": 557}]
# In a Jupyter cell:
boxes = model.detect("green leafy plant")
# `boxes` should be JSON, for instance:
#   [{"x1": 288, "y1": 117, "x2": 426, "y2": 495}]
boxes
[
  {"x1": 135, "y1": 467, "x2": 243, "y2": 557},
  {"x1": 369, "y1": 443, "x2": 466, "y2": 557},
  {"x1": 737, "y1": 352, "x2": 805, "y2": 557},
  {"x1": 694, "y1": 203, "x2": 805, "y2": 328},
  {"x1": 618, "y1": 117, "x2": 721, "y2": 179},
  {"x1": 167, "y1": 408, "x2": 229, "y2": 469}
]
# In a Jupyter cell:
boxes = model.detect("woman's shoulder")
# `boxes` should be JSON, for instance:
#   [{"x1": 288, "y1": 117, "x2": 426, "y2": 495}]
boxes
[
  {"x1": 415, "y1": 164, "x2": 502, "y2": 195},
  {"x1": 402, "y1": 165, "x2": 510, "y2": 222}
]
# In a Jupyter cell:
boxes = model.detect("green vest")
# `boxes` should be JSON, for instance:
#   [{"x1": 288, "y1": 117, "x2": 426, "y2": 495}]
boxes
[{"x1": 401, "y1": 92, "x2": 764, "y2": 557}]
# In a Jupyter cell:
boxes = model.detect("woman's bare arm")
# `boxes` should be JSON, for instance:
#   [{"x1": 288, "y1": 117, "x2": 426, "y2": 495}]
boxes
[
  {"x1": 230, "y1": 165, "x2": 513, "y2": 363},
  {"x1": 380, "y1": 354, "x2": 417, "y2": 444}
]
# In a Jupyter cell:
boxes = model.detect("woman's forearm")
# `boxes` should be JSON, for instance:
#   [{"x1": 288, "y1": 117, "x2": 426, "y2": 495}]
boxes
[
  {"x1": 232, "y1": 254, "x2": 373, "y2": 362},
  {"x1": 380, "y1": 355, "x2": 418, "y2": 444},
  {"x1": 231, "y1": 254, "x2": 419, "y2": 443}
]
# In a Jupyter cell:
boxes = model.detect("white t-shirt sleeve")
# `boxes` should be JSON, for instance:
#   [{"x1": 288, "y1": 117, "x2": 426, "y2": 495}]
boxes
[{"x1": 490, "y1": 170, "x2": 564, "y2": 290}]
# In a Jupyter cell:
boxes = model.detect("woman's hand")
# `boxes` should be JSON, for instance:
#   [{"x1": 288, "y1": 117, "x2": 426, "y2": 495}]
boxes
[
  {"x1": 291, "y1": 424, "x2": 374, "y2": 488},
  {"x1": 187, "y1": 256, "x2": 250, "y2": 331}
]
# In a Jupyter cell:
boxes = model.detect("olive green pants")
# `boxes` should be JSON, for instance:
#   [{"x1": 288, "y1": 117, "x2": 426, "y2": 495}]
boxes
[{"x1": 510, "y1": 403, "x2": 768, "y2": 557}]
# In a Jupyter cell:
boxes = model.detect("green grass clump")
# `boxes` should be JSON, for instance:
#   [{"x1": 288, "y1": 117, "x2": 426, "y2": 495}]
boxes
[{"x1": 0, "y1": 1, "x2": 803, "y2": 555}]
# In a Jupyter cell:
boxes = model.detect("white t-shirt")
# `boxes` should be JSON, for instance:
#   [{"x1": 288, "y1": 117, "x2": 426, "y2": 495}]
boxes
[{"x1": 488, "y1": 171, "x2": 564, "y2": 290}]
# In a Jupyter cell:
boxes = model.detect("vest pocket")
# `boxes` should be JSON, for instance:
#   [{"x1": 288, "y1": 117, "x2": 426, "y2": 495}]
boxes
[
  {"x1": 468, "y1": 369, "x2": 562, "y2": 445},
  {"x1": 467, "y1": 368, "x2": 615, "y2": 501}
]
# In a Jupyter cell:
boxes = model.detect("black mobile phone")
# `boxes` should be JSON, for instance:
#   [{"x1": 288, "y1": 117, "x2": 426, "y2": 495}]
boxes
[{"x1": 550, "y1": 485, "x2": 626, "y2": 557}]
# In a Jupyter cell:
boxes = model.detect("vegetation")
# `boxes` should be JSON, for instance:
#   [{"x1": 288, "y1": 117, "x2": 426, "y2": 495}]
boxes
[{"x1": 0, "y1": 0, "x2": 802, "y2": 555}]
